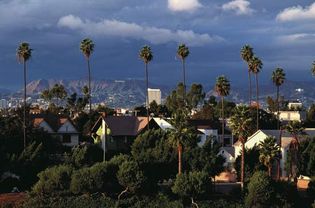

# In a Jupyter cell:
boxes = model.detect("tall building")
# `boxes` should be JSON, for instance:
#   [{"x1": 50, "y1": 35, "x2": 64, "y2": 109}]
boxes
[
  {"x1": 0, "y1": 99, "x2": 7, "y2": 109},
  {"x1": 147, "y1": 88, "x2": 161, "y2": 105}
]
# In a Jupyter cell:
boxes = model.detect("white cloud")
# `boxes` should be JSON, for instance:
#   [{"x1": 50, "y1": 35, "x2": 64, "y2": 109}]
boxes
[
  {"x1": 278, "y1": 33, "x2": 315, "y2": 43},
  {"x1": 58, "y1": 15, "x2": 223, "y2": 46},
  {"x1": 222, "y1": 0, "x2": 254, "y2": 15},
  {"x1": 168, "y1": 0, "x2": 202, "y2": 12},
  {"x1": 276, "y1": 3, "x2": 315, "y2": 22}
]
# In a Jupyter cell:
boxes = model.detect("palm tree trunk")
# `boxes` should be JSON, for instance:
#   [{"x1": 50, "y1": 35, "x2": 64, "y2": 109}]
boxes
[
  {"x1": 268, "y1": 165, "x2": 272, "y2": 177},
  {"x1": 178, "y1": 143, "x2": 182, "y2": 175},
  {"x1": 277, "y1": 129, "x2": 282, "y2": 180},
  {"x1": 145, "y1": 63, "x2": 149, "y2": 130},
  {"x1": 241, "y1": 140, "x2": 245, "y2": 187},
  {"x1": 248, "y1": 67, "x2": 252, "y2": 106},
  {"x1": 182, "y1": 59, "x2": 186, "y2": 98},
  {"x1": 255, "y1": 74, "x2": 259, "y2": 130},
  {"x1": 87, "y1": 58, "x2": 92, "y2": 114},
  {"x1": 277, "y1": 86, "x2": 280, "y2": 130},
  {"x1": 221, "y1": 96, "x2": 224, "y2": 146},
  {"x1": 23, "y1": 61, "x2": 26, "y2": 149},
  {"x1": 277, "y1": 159, "x2": 281, "y2": 180}
]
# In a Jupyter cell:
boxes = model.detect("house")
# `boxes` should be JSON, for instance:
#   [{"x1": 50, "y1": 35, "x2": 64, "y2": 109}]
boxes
[
  {"x1": 187, "y1": 119, "x2": 234, "y2": 147},
  {"x1": 233, "y1": 129, "x2": 315, "y2": 177},
  {"x1": 32, "y1": 114, "x2": 79, "y2": 147},
  {"x1": 91, "y1": 116, "x2": 175, "y2": 153}
]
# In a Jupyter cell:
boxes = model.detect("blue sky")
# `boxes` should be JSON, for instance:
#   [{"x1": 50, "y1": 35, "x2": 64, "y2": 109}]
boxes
[{"x1": 1, "y1": 0, "x2": 315, "y2": 89}]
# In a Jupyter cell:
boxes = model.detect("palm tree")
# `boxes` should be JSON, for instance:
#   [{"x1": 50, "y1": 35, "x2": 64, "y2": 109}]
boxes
[
  {"x1": 230, "y1": 105, "x2": 253, "y2": 186},
  {"x1": 139, "y1": 45, "x2": 153, "y2": 129},
  {"x1": 17, "y1": 42, "x2": 33, "y2": 149},
  {"x1": 241, "y1": 45, "x2": 254, "y2": 106},
  {"x1": 249, "y1": 56, "x2": 263, "y2": 130},
  {"x1": 168, "y1": 110, "x2": 191, "y2": 175},
  {"x1": 259, "y1": 136, "x2": 281, "y2": 177},
  {"x1": 311, "y1": 61, "x2": 315, "y2": 76},
  {"x1": 80, "y1": 38, "x2": 94, "y2": 113},
  {"x1": 215, "y1": 76, "x2": 230, "y2": 146},
  {"x1": 272, "y1": 68, "x2": 286, "y2": 130},
  {"x1": 177, "y1": 44, "x2": 189, "y2": 96},
  {"x1": 285, "y1": 120, "x2": 305, "y2": 183}
]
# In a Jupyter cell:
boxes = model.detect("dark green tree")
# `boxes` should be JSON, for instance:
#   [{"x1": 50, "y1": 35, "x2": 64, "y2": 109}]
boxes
[
  {"x1": 177, "y1": 44, "x2": 189, "y2": 96},
  {"x1": 249, "y1": 56, "x2": 263, "y2": 130},
  {"x1": 241, "y1": 44, "x2": 254, "y2": 105},
  {"x1": 272, "y1": 68, "x2": 285, "y2": 130},
  {"x1": 17, "y1": 42, "x2": 33, "y2": 149},
  {"x1": 230, "y1": 105, "x2": 254, "y2": 186},
  {"x1": 80, "y1": 38, "x2": 95, "y2": 113},
  {"x1": 215, "y1": 75, "x2": 230, "y2": 145}
]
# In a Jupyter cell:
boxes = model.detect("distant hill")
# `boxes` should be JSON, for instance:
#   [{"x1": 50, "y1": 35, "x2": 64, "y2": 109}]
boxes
[
  {"x1": 23, "y1": 79, "x2": 172, "y2": 108},
  {"x1": 207, "y1": 80, "x2": 315, "y2": 107}
]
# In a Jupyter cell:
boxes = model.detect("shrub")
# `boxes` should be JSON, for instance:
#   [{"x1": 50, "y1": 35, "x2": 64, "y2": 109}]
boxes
[
  {"x1": 172, "y1": 171, "x2": 211, "y2": 207},
  {"x1": 245, "y1": 171, "x2": 275, "y2": 208},
  {"x1": 70, "y1": 161, "x2": 121, "y2": 195},
  {"x1": 117, "y1": 160, "x2": 146, "y2": 198},
  {"x1": 32, "y1": 165, "x2": 73, "y2": 195}
]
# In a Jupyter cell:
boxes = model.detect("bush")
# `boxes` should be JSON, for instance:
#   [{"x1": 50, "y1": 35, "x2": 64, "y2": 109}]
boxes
[
  {"x1": 32, "y1": 165, "x2": 73, "y2": 195},
  {"x1": 308, "y1": 178, "x2": 315, "y2": 200},
  {"x1": 65, "y1": 144, "x2": 103, "y2": 168},
  {"x1": 117, "y1": 160, "x2": 146, "y2": 196},
  {"x1": 245, "y1": 171, "x2": 275, "y2": 208},
  {"x1": 70, "y1": 161, "x2": 121, "y2": 195},
  {"x1": 172, "y1": 171, "x2": 211, "y2": 207},
  {"x1": 274, "y1": 180, "x2": 300, "y2": 207}
]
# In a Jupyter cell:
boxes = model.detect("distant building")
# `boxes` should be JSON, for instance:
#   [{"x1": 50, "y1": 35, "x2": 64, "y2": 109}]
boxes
[
  {"x1": 0, "y1": 99, "x2": 7, "y2": 109},
  {"x1": 147, "y1": 88, "x2": 161, "y2": 105}
]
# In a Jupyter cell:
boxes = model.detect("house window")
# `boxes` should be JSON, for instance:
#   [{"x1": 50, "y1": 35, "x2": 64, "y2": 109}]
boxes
[
  {"x1": 224, "y1": 137, "x2": 231, "y2": 146},
  {"x1": 62, "y1": 134, "x2": 71, "y2": 143}
]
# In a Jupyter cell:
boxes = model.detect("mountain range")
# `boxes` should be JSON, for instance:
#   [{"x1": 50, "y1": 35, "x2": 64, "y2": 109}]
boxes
[{"x1": 1, "y1": 79, "x2": 315, "y2": 108}]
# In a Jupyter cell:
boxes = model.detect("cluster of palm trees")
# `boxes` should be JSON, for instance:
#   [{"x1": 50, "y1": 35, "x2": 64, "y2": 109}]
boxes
[{"x1": 17, "y1": 39, "x2": 94, "y2": 148}]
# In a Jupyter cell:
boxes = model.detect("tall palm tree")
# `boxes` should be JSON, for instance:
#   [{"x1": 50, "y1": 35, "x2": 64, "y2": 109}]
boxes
[
  {"x1": 230, "y1": 105, "x2": 253, "y2": 187},
  {"x1": 139, "y1": 45, "x2": 153, "y2": 129},
  {"x1": 241, "y1": 44, "x2": 254, "y2": 106},
  {"x1": 17, "y1": 42, "x2": 33, "y2": 149},
  {"x1": 80, "y1": 38, "x2": 94, "y2": 113},
  {"x1": 249, "y1": 56, "x2": 263, "y2": 130},
  {"x1": 311, "y1": 61, "x2": 315, "y2": 76},
  {"x1": 177, "y1": 44, "x2": 189, "y2": 96},
  {"x1": 285, "y1": 120, "x2": 305, "y2": 183},
  {"x1": 215, "y1": 76, "x2": 230, "y2": 146},
  {"x1": 168, "y1": 110, "x2": 191, "y2": 175},
  {"x1": 259, "y1": 136, "x2": 281, "y2": 177},
  {"x1": 272, "y1": 68, "x2": 286, "y2": 130}
]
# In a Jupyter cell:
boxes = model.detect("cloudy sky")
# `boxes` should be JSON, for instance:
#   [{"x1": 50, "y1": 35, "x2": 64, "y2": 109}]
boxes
[{"x1": 1, "y1": 0, "x2": 315, "y2": 89}]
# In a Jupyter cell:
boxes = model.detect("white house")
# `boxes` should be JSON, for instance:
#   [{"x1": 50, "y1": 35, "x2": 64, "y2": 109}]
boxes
[
  {"x1": 233, "y1": 129, "x2": 315, "y2": 177},
  {"x1": 32, "y1": 115, "x2": 79, "y2": 147}
]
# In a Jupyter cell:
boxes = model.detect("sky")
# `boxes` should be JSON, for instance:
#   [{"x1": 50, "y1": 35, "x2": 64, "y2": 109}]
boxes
[{"x1": 1, "y1": 0, "x2": 315, "y2": 90}]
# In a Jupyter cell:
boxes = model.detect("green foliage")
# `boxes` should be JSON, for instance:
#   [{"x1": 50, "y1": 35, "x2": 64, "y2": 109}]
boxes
[
  {"x1": 117, "y1": 160, "x2": 146, "y2": 194},
  {"x1": 131, "y1": 129, "x2": 177, "y2": 182},
  {"x1": 70, "y1": 162, "x2": 120, "y2": 195},
  {"x1": 184, "y1": 142, "x2": 225, "y2": 178},
  {"x1": 258, "y1": 136, "x2": 280, "y2": 175},
  {"x1": 172, "y1": 171, "x2": 211, "y2": 200},
  {"x1": 274, "y1": 180, "x2": 300, "y2": 207},
  {"x1": 308, "y1": 177, "x2": 315, "y2": 200},
  {"x1": 32, "y1": 165, "x2": 73, "y2": 195},
  {"x1": 245, "y1": 171, "x2": 275, "y2": 208},
  {"x1": 235, "y1": 147, "x2": 266, "y2": 183},
  {"x1": 65, "y1": 144, "x2": 103, "y2": 168}
]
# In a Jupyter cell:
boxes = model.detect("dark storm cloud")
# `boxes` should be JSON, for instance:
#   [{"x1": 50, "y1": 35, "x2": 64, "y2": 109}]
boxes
[{"x1": 0, "y1": 0, "x2": 315, "y2": 90}]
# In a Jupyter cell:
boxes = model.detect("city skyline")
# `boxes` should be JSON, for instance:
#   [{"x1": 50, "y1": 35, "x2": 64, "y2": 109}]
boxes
[{"x1": 0, "y1": 0, "x2": 315, "y2": 89}]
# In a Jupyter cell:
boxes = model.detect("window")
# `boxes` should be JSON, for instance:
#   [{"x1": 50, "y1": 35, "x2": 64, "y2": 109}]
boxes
[
  {"x1": 62, "y1": 134, "x2": 71, "y2": 143},
  {"x1": 224, "y1": 137, "x2": 231, "y2": 146}
]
